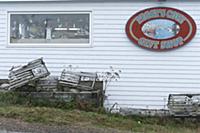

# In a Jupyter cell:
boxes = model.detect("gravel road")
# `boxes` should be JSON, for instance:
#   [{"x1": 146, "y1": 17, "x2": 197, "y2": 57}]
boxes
[{"x1": 0, "y1": 117, "x2": 131, "y2": 133}]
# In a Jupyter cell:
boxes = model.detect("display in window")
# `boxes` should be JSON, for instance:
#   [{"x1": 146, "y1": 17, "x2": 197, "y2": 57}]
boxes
[{"x1": 10, "y1": 13, "x2": 90, "y2": 44}]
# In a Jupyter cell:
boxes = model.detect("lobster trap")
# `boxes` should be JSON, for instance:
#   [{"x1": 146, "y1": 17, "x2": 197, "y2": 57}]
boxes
[
  {"x1": 8, "y1": 58, "x2": 50, "y2": 90},
  {"x1": 57, "y1": 70, "x2": 103, "y2": 107},
  {"x1": 58, "y1": 70, "x2": 97, "y2": 91},
  {"x1": 168, "y1": 94, "x2": 200, "y2": 117}
]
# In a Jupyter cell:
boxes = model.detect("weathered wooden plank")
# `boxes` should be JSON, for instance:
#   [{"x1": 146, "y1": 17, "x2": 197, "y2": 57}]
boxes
[
  {"x1": 58, "y1": 70, "x2": 97, "y2": 91},
  {"x1": 18, "y1": 90, "x2": 104, "y2": 107},
  {"x1": 168, "y1": 94, "x2": 200, "y2": 117},
  {"x1": 36, "y1": 76, "x2": 58, "y2": 91},
  {"x1": 8, "y1": 58, "x2": 50, "y2": 90}
]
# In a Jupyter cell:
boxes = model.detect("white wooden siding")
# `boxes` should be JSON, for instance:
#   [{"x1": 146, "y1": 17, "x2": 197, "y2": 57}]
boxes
[{"x1": 0, "y1": 1, "x2": 199, "y2": 109}]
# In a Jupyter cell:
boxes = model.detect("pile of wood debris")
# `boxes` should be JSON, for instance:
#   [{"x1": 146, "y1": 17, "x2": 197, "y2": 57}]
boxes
[{"x1": 0, "y1": 58, "x2": 104, "y2": 107}]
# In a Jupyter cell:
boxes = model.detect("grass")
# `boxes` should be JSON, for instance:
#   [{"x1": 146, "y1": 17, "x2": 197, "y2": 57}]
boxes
[
  {"x1": 0, "y1": 105, "x2": 200, "y2": 133},
  {"x1": 0, "y1": 92, "x2": 200, "y2": 133}
]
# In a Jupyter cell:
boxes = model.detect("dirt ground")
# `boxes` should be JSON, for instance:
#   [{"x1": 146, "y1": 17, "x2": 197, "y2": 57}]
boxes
[{"x1": 0, "y1": 117, "x2": 131, "y2": 133}]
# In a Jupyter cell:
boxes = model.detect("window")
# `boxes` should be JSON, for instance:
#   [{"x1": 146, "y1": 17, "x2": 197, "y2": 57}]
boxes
[{"x1": 8, "y1": 12, "x2": 91, "y2": 47}]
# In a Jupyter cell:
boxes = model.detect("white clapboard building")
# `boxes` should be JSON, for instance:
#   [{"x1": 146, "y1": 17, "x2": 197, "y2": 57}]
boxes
[{"x1": 0, "y1": 0, "x2": 199, "y2": 110}]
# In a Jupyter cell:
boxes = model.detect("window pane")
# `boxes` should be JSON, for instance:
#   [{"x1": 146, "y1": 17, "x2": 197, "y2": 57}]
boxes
[{"x1": 10, "y1": 13, "x2": 90, "y2": 44}]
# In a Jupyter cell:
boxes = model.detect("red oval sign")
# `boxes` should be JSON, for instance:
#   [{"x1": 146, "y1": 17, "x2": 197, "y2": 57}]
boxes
[{"x1": 126, "y1": 7, "x2": 197, "y2": 51}]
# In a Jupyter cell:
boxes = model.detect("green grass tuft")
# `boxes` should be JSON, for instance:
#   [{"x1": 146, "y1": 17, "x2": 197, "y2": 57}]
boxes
[{"x1": 0, "y1": 92, "x2": 200, "y2": 133}]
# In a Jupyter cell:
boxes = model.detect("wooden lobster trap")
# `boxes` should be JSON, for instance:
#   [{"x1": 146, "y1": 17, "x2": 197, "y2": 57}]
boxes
[
  {"x1": 168, "y1": 94, "x2": 200, "y2": 117},
  {"x1": 57, "y1": 70, "x2": 103, "y2": 106},
  {"x1": 8, "y1": 58, "x2": 50, "y2": 90},
  {"x1": 58, "y1": 69, "x2": 97, "y2": 91}
]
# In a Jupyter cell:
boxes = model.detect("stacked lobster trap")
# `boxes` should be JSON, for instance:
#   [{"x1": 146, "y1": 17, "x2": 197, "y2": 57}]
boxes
[
  {"x1": 1, "y1": 58, "x2": 104, "y2": 107},
  {"x1": 58, "y1": 69, "x2": 103, "y2": 106},
  {"x1": 58, "y1": 69, "x2": 97, "y2": 91},
  {"x1": 167, "y1": 94, "x2": 200, "y2": 117},
  {"x1": 8, "y1": 58, "x2": 50, "y2": 90}
]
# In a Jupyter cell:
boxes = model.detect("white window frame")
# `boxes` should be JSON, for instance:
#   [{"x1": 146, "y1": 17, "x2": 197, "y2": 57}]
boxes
[{"x1": 7, "y1": 11, "x2": 92, "y2": 48}]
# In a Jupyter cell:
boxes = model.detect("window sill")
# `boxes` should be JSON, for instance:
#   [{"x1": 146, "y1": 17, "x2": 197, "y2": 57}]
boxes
[{"x1": 7, "y1": 43, "x2": 92, "y2": 48}]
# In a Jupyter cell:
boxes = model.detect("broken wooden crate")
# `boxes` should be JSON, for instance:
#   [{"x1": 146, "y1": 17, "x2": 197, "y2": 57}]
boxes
[
  {"x1": 36, "y1": 76, "x2": 58, "y2": 92},
  {"x1": 57, "y1": 70, "x2": 103, "y2": 107},
  {"x1": 16, "y1": 72, "x2": 104, "y2": 107},
  {"x1": 8, "y1": 58, "x2": 50, "y2": 90},
  {"x1": 58, "y1": 70, "x2": 97, "y2": 91},
  {"x1": 19, "y1": 80, "x2": 104, "y2": 107},
  {"x1": 168, "y1": 94, "x2": 200, "y2": 117}
]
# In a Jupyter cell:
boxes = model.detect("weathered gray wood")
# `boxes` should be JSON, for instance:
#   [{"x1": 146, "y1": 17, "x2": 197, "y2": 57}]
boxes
[
  {"x1": 8, "y1": 58, "x2": 50, "y2": 90},
  {"x1": 18, "y1": 90, "x2": 103, "y2": 107},
  {"x1": 78, "y1": 72, "x2": 97, "y2": 90},
  {"x1": 58, "y1": 70, "x2": 97, "y2": 91},
  {"x1": 59, "y1": 71, "x2": 80, "y2": 86},
  {"x1": 36, "y1": 76, "x2": 58, "y2": 91},
  {"x1": 10, "y1": 59, "x2": 44, "y2": 75},
  {"x1": 168, "y1": 94, "x2": 200, "y2": 117}
]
